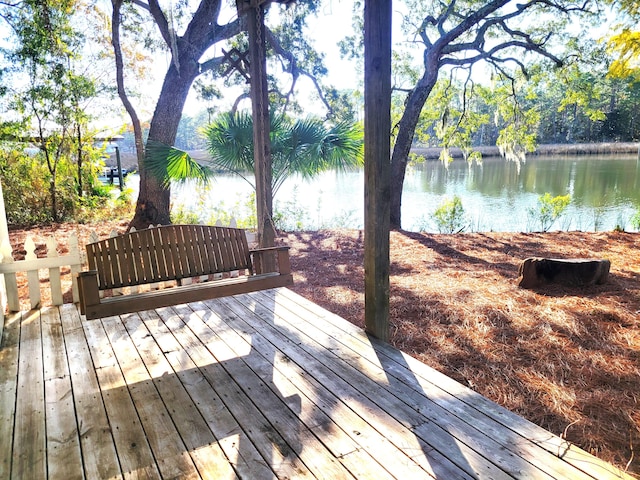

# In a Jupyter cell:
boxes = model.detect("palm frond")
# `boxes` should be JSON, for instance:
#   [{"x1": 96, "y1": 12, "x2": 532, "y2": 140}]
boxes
[
  {"x1": 145, "y1": 140, "x2": 212, "y2": 187},
  {"x1": 203, "y1": 111, "x2": 255, "y2": 174},
  {"x1": 203, "y1": 111, "x2": 364, "y2": 198}
]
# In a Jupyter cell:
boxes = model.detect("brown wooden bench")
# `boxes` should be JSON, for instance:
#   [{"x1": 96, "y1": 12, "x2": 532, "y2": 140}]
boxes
[{"x1": 77, "y1": 224, "x2": 293, "y2": 320}]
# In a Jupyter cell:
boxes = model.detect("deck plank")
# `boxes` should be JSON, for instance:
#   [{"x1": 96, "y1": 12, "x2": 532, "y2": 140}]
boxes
[
  {"x1": 12, "y1": 310, "x2": 46, "y2": 480},
  {"x1": 59, "y1": 303, "x2": 122, "y2": 479},
  {"x1": 175, "y1": 301, "x2": 390, "y2": 480},
  {"x1": 136, "y1": 308, "x2": 263, "y2": 480},
  {"x1": 0, "y1": 312, "x2": 22, "y2": 480},
  {"x1": 100, "y1": 315, "x2": 202, "y2": 479},
  {"x1": 41, "y1": 307, "x2": 83, "y2": 480},
  {"x1": 154, "y1": 304, "x2": 318, "y2": 479},
  {"x1": 119, "y1": 312, "x2": 237, "y2": 480},
  {"x1": 216, "y1": 295, "x2": 489, "y2": 479},
  {"x1": 82, "y1": 317, "x2": 161, "y2": 479},
  {"x1": 182, "y1": 299, "x2": 408, "y2": 480},
  {"x1": 254, "y1": 289, "x2": 560, "y2": 479},
  {"x1": 175, "y1": 304, "x2": 353, "y2": 479}
]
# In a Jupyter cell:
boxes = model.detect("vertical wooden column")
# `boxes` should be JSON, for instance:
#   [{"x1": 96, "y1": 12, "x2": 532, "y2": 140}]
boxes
[
  {"x1": 364, "y1": 0, "x2": 392, "y2": 340},
  {"x1": 247, "y1": 2, "x2": 276, "y2": 257}
]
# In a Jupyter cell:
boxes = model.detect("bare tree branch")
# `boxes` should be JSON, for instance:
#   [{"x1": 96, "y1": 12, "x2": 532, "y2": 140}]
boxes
[
  {"x1": 199, "y1": 55, "x2": 225, "y2": 74},
  {"x1": 264, "y1": 27, "x2": 333, "y2": 114},
  {"x1": 231, "y1": 92, "x2": 250, "y2": 114},
  {"x1": 130, "y1": 0, "x2": 150, "y2": 11},
  {"x1": 440, "y1": 39, "x2": 563, "y2": 70},
  {"x1": 111, "y1": 0, "x2": 144, "y2": 164},
  {"x1": 145, "y1": 0, "x2": 171, "y2": 47}
]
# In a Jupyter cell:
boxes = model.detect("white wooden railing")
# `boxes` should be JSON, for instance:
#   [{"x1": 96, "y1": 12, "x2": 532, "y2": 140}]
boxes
[{"x1": 0, "y1": 234, "x2": 82, "y2": 312}]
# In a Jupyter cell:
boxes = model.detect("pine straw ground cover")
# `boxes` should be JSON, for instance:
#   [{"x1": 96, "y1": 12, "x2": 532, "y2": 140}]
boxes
[
  {"x1": 6, "y1": 223, "x2": 640, "y2": 476},
  {"x1": 284, "y1": 229, "x2": 640, "y2": 477}
]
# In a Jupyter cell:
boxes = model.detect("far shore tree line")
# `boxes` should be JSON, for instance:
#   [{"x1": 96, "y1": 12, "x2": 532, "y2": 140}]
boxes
[{"x1": 1, "y1": 0, "x2": 640, "y2": 230}]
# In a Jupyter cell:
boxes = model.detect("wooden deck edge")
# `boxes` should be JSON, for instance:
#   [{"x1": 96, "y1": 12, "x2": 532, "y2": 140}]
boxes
[{"x1": 0, "y1": 311, "x2": 22, "y2": 480}]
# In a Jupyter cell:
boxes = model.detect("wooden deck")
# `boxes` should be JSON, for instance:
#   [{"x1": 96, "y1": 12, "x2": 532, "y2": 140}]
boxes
[{"x1": 0, "y1": 287, "x2": 632, "y2": 479}]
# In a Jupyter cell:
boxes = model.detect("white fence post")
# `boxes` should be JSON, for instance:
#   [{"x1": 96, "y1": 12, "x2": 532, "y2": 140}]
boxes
[
  {"x1": 25, "y1": 236, "x2": 41, "y2": 309},
  {"x1": 0, "y1": 180, "x2": 9, "y2": 330},
  {"x1": 1, "y1": 240, "x2": 20, "y2": 312},
  {"x1": 46, "y1": 237, "x2": 63, "y2": 306},
  {"x1": 69, "y1": 233, "x2": 81, "y2": 303}
]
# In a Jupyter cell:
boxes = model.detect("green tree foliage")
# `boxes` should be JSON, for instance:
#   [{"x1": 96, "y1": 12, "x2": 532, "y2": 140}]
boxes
[
  {"x1": 205, "y1": 112, "x2": 363, "y2": 196},
  {"x1": 609, "y1": 30, "x2": 640, "y2": 80},
  {"x1": 404, "y1": 36, "x2": 640, "y2": 151},
  {"x1": 631, "y1": 209, "x2": 640, "y2": 231},
  {"x1": 524, "y1": 39, "x2": 640, "y2": 143},
  {"x1": 112, "y1": 0, "x2": 349, "y2": 230},
  {"x1": 0, "y1": 146, "x2": 122, "y2": 225},
  {"x1": 340, "y1": 0, "x2": 600, "y2": 229},
  {"x1": 0, "y1": 149, "x2": 54, "y2": 225},
  {"x1": 607, "y1": 0, "x2": 640, "y2": 81},
  {"x1": 0, "y1": 0, "x2": 112, "y2": 224}
]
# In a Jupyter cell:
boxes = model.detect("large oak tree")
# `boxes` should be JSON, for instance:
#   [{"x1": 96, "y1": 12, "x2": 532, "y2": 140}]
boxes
[
  {"x1": 370, "y1": 0, "x2": 600, "y2": 229},
  {"x1": 112, "y1": 0, "x2": 328, "y2": 231},
  {"x1": 112, "y1": 0, "x2": 243, "y2": 229}
]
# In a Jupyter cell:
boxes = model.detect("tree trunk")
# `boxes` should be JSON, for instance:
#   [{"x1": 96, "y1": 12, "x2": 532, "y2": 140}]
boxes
[
  {"x1": 76, "y1": 123, "x2": 83, "y2": 197},
  {"x1": 129, "y1": 63, "x2": 199, "y2": 230},
  {"x1": 389, "y1": 69, "x2": 438, "y2": 230},
  {"x1": 120, "y1": 0, "x2": 236, "y2": 231},
  {"x1": 50, "y1": 173, "x2": 58, "y2": 222}
]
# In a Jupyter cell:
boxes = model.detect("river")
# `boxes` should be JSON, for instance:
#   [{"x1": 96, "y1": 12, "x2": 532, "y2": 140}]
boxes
[{"x1": 128, "y1": 153, "x2": 640, "y2": 233}]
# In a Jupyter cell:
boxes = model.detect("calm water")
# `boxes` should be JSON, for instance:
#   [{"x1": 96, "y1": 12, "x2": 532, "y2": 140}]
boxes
[{"x1": 159, "y1": 153, "x2": 640, "y2": 233}]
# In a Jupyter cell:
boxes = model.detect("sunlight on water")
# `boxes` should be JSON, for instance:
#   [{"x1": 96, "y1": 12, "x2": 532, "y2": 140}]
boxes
[{"x1": 133, "y1": 154, "x2": 640, "y2": 233}]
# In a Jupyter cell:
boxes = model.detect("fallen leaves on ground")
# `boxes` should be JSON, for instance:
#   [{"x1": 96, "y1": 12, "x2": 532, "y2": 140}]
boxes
[{"x1": 286, "y1": 229, "x2": 640, "y2": 477}]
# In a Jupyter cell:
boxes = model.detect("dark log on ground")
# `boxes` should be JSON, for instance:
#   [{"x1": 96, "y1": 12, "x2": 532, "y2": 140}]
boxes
[{"x1": 517, "y1": 257, "x2": 611, "y2": 289}]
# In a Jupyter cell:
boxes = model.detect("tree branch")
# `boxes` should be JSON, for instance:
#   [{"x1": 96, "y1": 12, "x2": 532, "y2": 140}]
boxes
[
  {"x1": 440, "y1": 39, "x2": 563, "y2": 70},
  {"x1": 199, "y1": 55, "x2": 226, "y2": 74},
  {"x1": 145, "y1": 0, "x2": 171, "y2": 45},
  {"x1": 264, "y1": 27, "x2": 333, "y2": 114},
  {"x1": 130, "y1": 0, "x2": 150, "y2": 11},
  {"x1": 111, "y1": 0, "x2": 144, "y2": 163}
]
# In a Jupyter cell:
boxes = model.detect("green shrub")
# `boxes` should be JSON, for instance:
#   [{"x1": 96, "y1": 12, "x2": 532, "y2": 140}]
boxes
[
  {"x1": 631, "y1": 210, "x2": 640, "y2": 231},
  {"x1": 171, "y1": 192, "x2": 258, "y2": 229},
  {"x1": 170, "y1": 206, "x2": 201, "y2": 224},
  {"x1": 527, "y1": 193, "x2": 571, "y2": 232},
  {"x1": 0, "y1": 147, "x2": 133, "y2": 226},
  {"x1": 1, "y1": 150, "x2": 52, "y2": 225},
  {"x1": 433, "y1": 195, "x2": 467, "y2": 233}
]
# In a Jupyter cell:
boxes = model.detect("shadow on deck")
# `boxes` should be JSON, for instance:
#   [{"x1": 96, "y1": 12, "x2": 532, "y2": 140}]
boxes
[{"x1": 0, "y1": 288, "x2": 632, "y2": 479}]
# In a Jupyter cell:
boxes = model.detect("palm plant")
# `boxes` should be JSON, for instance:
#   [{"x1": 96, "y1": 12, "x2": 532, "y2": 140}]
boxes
[{"x1": 147, "y1": 111, "x2": 363, "y2": 198}]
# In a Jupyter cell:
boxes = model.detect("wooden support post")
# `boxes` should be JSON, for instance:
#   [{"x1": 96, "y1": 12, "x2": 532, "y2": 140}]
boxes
[
  {"x1": 247, "y1": 3, "x2": 276, "y2": 255},
  {"x1": 364, "y1": 0, "x2": 392, "y2": 341},
  {"x1": 115, "y1": 146, "x2": 124, "y2": 191}
]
